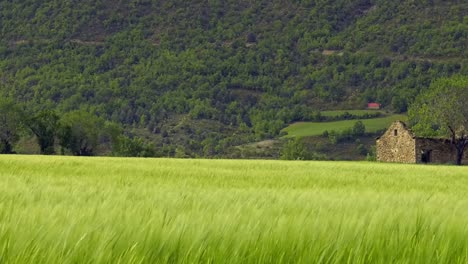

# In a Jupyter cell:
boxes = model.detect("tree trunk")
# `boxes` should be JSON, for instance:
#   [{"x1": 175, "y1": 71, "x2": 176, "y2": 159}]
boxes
[
  {"x1": 455, "y1": 140, "x2": 467, "y2": 166},
  {"x1": 79, "y1": 147, "x2": 93, "y2": 156},
  {"x1": 1, "y1": 139, "x2": 13, "y2": 154},
  {"x1": 456, "y1": 151, "x2": 463, "y2": 165}
]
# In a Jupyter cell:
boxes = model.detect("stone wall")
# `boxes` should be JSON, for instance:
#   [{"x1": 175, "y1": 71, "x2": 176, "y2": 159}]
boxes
[
  {"x1": 377, "y1": 121, "x2": 468, "y2": 165},
  {"x1": 376, "y1": 121, "x2": 416, "y2": 163},
  {"x1": 416, "y1": 138, "x2": 468, "y2": 165}
]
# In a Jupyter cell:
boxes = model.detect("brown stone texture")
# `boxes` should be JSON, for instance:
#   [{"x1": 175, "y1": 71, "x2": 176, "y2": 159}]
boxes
[
  {"x1": 376, "y1": 121, "x2": 416, "y2": 163},
  {"x1": 415, "y1": 138, "x2": 455, "y2": 164},
  {"x1": 377, "y1": 121, "x2": 468, "y2": 165}
]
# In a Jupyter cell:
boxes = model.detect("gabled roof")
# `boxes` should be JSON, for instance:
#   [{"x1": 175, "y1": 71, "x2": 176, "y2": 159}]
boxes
[
  {"x1": 376, "y1": 120, "x2": 415, "y2": 140},
  {"x1": 394, "y1": 120, "x2": 416, "y2": 138},
  {"x1": 381, "y1": 121, "x2": 451, "y2": 142}
]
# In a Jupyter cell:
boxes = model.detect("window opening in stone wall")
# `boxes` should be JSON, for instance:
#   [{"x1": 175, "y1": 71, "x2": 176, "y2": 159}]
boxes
[{"x1": 394, "y1": 129, "x2": 398, "y2": 136}]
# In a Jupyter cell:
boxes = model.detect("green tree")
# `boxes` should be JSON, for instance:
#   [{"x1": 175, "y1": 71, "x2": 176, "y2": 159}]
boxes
[
  {"x1": 58, "y1": 110, "x2": 104, "y2": 156},
  {"x1": 366, "y1": 145, "x2": 377, "y2": 161},
  {"x1": 391, "y1": 95, "x2": 407, "y2": 113},
  {"x1": 352, "y1": 121, "x2": 366, "y2": 137},
  {"x1": 280, "y1": 137, "x2": 307, "y2": 160},
  {"x1": 0, "y1": 98, "x2": 24, "y2": 154},
  {"x1": 408, "y1": 75, "x2": 468, "y2": 165},
  {"x1": 112, "y1": 136, "x2": 155, "y2": 157},
  {"x1": 28, "y1": 110, "x2": 59, "y2": 155}
]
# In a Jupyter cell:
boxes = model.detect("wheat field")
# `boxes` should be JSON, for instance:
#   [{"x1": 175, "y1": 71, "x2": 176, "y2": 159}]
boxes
[{"x1": 0, "y1": 155, "x2": 467, "y2": 263}]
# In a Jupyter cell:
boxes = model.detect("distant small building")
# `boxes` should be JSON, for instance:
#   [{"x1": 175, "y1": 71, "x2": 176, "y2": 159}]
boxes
[
  {"x1": 376, "y1": 121, "x2": 468, "y2": 164},
  {"x1": 367, "y1": 103, "x2": 381, "y2": 109}
]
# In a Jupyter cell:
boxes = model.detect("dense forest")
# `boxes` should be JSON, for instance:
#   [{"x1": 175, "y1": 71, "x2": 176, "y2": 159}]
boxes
[{"x1": 0, "y1": 0, "x2": 466, "y2": 157}]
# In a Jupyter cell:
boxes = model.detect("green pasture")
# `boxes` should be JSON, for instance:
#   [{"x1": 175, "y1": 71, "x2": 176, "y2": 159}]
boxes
[
  {"x1": 320, "y1": 109, "x2": 385, "y2": 117},
  {"x1": 282, "y1": 114, "x2": 407, "y2": 138},
  {"x1": 0, "y1": 155, "x2": 468, "y2": 263}
]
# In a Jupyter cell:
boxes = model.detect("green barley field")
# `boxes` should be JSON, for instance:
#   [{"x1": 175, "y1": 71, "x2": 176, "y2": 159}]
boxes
[{"x1": 1, "y1": 155, "x2": 468, "y2": 263}]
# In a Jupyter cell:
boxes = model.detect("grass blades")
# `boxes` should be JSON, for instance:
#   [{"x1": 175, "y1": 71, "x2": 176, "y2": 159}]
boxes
[
  {"x1": 281, "y1": 114, "x2": 407, "y2": 138},
  {"x1": 0, "y1": 155, "x2": 467, "y2": 263},
  {"x1": 320, "y1": 110, "x2": 385, "y2": 117}
]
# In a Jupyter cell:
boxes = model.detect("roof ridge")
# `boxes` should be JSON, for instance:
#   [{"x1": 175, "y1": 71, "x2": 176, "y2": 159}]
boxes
[{"x1": 394, "y1": 120, "x2": 416, "y2": 138}]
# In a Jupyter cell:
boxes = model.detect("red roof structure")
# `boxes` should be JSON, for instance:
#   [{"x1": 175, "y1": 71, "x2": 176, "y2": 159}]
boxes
[{"x1": 367, "y1": 103, "x2": 381, "y2": 109}]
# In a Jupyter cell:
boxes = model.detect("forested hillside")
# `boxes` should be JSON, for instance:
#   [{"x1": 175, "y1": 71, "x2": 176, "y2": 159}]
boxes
[{"x1": 0, "y1": 0, "x2": 466, "y2": 157}]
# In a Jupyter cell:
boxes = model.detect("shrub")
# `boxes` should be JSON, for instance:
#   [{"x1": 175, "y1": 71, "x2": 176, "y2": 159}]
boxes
[
  {"x1": 352, "y1": 121, "x2": 366, "y2": 136},
  {"x1": 356, "y1": 144, "x2": 367, "y2": 155},
  {"x1": 366, "y1": 145, "x2": 377, "y2": 161},
  {"x1": 280, "y1": 138, "x2": 307, "y2": 160},
  {"x1": 113, "y1": 136, "x2": 155, "y2": 157}
]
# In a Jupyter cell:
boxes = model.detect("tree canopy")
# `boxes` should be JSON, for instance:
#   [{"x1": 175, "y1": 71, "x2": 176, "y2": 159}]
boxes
[
  {"x1": 0, "y1": 0, "x2": 466, "y2": 157},
  {"x1": 408, "y1": 75, "x2": 468, "y2": 165},
  {"x1": 27, "y1": 110, "x2": 59, "y2": 154},
  {"x1": 58, "y1": 110, "x2": 106, "y2": 156},
  {"x1": 0, "y1": 98, "x2": 24, "y2": 154}
]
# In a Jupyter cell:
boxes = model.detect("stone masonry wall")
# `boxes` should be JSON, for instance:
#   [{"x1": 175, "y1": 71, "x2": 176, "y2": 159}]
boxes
[
  {"x1": 376, "y1": 121, "x2": 416, "y2": 163},
  {"x1": 416, "y1": 138, "x2": 468, "y2": 165}
]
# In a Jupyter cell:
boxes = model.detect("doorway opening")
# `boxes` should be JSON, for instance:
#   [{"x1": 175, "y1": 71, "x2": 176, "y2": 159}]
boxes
[{"x1": 421, "y1": 149, "x2": 432, "y2": 163}]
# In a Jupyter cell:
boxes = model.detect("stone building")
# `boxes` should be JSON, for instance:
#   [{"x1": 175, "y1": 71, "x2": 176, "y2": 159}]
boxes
[{"x1": 376, "y1": 121, "x2": 468, "y2": 164}]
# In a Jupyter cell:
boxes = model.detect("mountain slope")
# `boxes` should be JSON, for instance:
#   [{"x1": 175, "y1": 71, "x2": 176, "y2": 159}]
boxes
[{"x1": 0, "y1": 0, "x2": 466, "y2": 157}]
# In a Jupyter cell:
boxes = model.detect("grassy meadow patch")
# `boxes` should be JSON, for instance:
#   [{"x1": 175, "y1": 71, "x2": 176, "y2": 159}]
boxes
[
  {"x1": 282, "y1": 114, "x2": 407, "y2": 138},
  {"x1": 320, "y1": 109, "x2": 385, "y2": 117},
  {"x1": 0, "y1": 155, "x2": 467, "y2": 263}
]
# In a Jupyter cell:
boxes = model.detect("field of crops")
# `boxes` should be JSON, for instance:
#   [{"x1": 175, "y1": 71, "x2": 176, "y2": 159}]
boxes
[
  {"x1": 1, "y1": 155, "x2": 468, "y2": 263},
  {"x1": 282, "y1": 114, "x2": 407, "y2": 138}
]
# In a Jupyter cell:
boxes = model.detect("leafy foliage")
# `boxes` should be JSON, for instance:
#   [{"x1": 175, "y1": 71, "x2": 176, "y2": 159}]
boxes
[
  {"x1": 27, "y1": 110, "x2": 59, "y2": 154},
  {"x1": 408, "y1": 75, "x2": 468, "y2": 165},
  {"x1": 352, "y1": 121, "x2": 366, "y2": 137},
  {"x1": 0, "y1": 0, "x2": 466, "y2": 156},
  {"x1": 0, "y1": 98, "x2": 24, "y2": 153},
  {"x1": 58, "y1": 110, "x2": 106, "y2": 156},
  {"x1": 280, "y1": 137, "x2": 307, "y2": 160},
  {"x1": 112, "y1": 136, "x2": 156, "y2": 157}
]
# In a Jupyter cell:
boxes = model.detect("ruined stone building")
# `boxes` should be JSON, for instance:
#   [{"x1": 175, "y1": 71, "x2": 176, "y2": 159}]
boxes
[{"x1": 376, "y1": 121, "x2": 468, "y2": 164}]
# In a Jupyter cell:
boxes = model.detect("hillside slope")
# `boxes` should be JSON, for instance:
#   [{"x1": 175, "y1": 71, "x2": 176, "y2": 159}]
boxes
[{"x1": 0, "y1": 0, "x2": 466, "y2": 157}]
